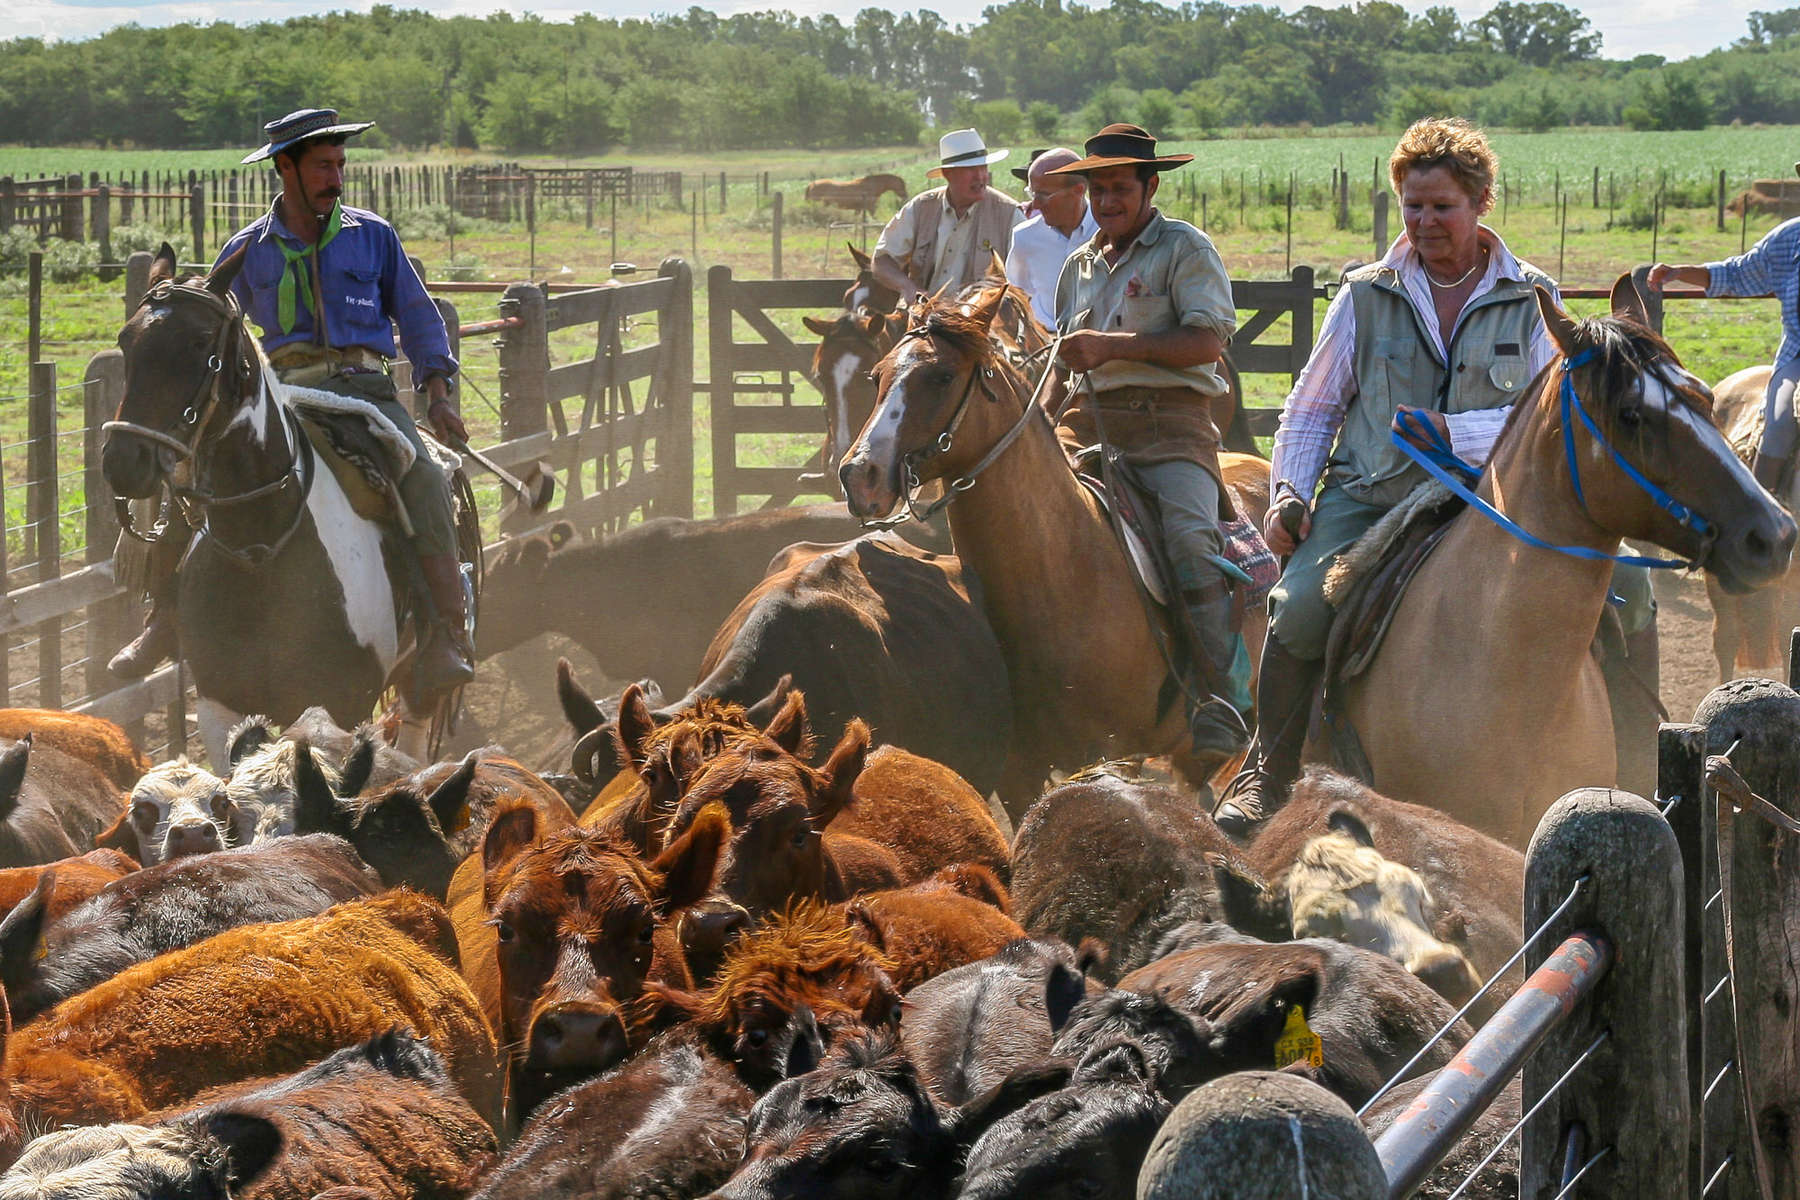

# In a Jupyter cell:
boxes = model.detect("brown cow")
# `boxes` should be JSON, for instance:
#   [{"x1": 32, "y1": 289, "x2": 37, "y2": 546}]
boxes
[
  {"x1": 839, "y1": 864, "x2": 1025, "y2": 991},
  {"x1": 1010, "y1": 770, "x2": 1288, "y2": 982},
  {"x1": 0, "y1": 711, "x2": 147, "y2": 793},
  {"x1": 0, "y1": 850, "x2": 137, "y2": 926},
  {"x1": 1245, "y1": 768, "x2": 1524, "y2": 1014},
  {"x1": 1118, "y1": 936, "x2": 1472, "y2": 1106},
  {"x1": 0, "y1": 736, "x2": 127, "y2": 869},
  {"x1": 0, "y1": 890, "x2": 501, "y2": 1156},
  {"x1": 653, "y1": 903, "x2": 903, "y2": 1090},
  {"x1": 470, "y1": 798, "x2": 728, "y2": 1121},
  {"x1": 2, "y1": 1030, "x2": 495, "y2": 1199}
]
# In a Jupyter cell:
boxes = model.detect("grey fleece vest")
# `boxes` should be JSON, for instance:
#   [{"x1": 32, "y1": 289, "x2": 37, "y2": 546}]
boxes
[
  {"x1": 907, "y1": 187, "x2": 1019, "y2": 293},
  {"x1": 1329, "y1": 261, "x2": 1556, "y2": 508}
]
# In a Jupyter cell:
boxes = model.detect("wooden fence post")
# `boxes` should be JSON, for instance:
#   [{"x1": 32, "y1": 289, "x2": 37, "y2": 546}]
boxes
[
  {"x1": 719, "y1": 170, "x2": 727, "y2": 212},
  {"x1": 0, "y1": 176, "x2": 14, "y2": 230},
  {"x1": 84, "y1": 350, "x2": 132, "y2": 701},
  {"x1": 1372, "y1": 191, "x2": 1389, "y2": 258},
  {"x1": 1659, "y1": 721, "x2": 1709, "y2": 1195},
  {"x1": 29, "y1": 362, "x2": 62, "y2": 709},
  {"x1": 1692, "y1": 678, "x2": 1800, "y2": 1200},
  {"x1": 61, "y1": 174, "x2": 81, "y2": 242},
  {"x1": 1140, "y1": 1072, "x2": 1385, "y2": 1200},
  {"x1": 496, "y1": 282, "x2": 548, "y2": 441},
  {"x1": 94, "y1": 185, "x2": 111, "y2": 272},
  {"x1": 1719, "y1": 168, "x2": 1728, "y2": 233},
  {"x1": 1631, "y1": 264, "x2": 1665, "y2": 333},
  {"x1": 772, "y1": 192, "x2": 783, "y2": 280},
  {"x1": 189, "y1": 181, "x2": 205, "y2": 263},
  {"x1": 708, "y1": 264, "x2": 737, "y2": 516},
  {"x1": 1520, "y1": 786, "x2": 1688, "y2": 1200},
  {"x1": 658, "y1": 257, "x2": 695, "y2": 519},
  {"x1": 124, "y1": 250, "x2": 152, "y2": 315},
  {"x1": 27, "y1": 251, "x2": 41, "y2": 368}
]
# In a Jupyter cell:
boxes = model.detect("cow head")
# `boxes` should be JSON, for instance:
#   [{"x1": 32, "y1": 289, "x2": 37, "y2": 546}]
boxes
[
  {"x1": 480, "y1": 798, "x2": 727, "y2": 1117},
  {"x1": 122, "y1": 758, "x2": 235, "y2": 866},
  {"x1": 0, "y1": 1113, "x2": 281, "y2": 1197},
  {"x1": 662, "y1": 718, "x2": 868, "y2": 918}
]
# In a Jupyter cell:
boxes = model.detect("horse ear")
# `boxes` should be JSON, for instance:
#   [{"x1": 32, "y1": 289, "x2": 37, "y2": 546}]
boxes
[
  {"x1": 811, "y1": 719, "x2": 870, "y2": 828},
  {"x1": 985, "y1": 248, "x2": 1008, "y2": 283},
  {"x1": 556, "y1": 659, "x2": 605, "y2": 735},
  {"x1": 1610, "y1": 272, "x2": 1653, "y2": 329},
  {"x1": 849, "y1": 243, "x2": 873, "y2": 271},
  {"x1": 150, "y1": 243, "x2": 179, "y2": 287},
  {"x1": 802, "y1": 315, "x2": 835, "y2": 337},
  {"x1": 970, "y1": 285, "x2": 1007, "y2": 332},
  {"x1": 1535, "y1": 285, "x2": 1580, "y2": 356},
  {"x1": 207, "y1": 245, "x2": 247, "y2": 298},
  {"x1": 427, "y1": 753, "x2": 480, "y2": 837},
  {"x1": 859, "y1": 311, "x2": 884, "y2": 339},
  {"x1": 0, "y1": 735, "x2": 30, "y2": 822}
]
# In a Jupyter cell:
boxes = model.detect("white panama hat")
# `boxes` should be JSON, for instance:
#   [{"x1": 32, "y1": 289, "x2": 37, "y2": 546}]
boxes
[{"x1": 926, "y1": 128, "x2": 1009, "y2": 178}]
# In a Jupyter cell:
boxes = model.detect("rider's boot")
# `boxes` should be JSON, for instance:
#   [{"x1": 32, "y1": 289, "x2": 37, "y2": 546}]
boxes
[
  {"x1": 1752, "y1": 450, "x2": 1789, "y2": 499},
  {"x1": 1181, "y1": 573, "x2": 1252, "y2": 761},
  {"x1": 1213, "y1": 631, "x2": 1323, "y2": 838},
  {"x1": 413, "y1": 552, "x2": 475, "y2": 695},
  {"x1": 108, "y1": 533, "x2": 185, "y2": 680}
]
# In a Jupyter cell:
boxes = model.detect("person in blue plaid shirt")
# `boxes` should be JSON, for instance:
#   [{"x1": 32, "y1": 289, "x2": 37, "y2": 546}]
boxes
[{"x1": 1651, "y1": 193, "x2": 1800, "y2": 498}]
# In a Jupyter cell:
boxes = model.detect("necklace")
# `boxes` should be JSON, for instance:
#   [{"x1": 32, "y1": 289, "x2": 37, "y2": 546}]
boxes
[{"x1": 1425, "y1": 248, "x2": 1486, "y2": 289}]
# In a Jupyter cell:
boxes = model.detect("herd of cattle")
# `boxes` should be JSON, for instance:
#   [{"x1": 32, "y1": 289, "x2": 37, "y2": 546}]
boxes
[{"x1": 0, "y1": 504, "x2": 1542, "y2": 1200}]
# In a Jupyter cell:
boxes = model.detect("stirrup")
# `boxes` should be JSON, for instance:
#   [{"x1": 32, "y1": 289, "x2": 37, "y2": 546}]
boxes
[{"x1": 1212, "y1": 763, "x2": 1268, "y2": 837}]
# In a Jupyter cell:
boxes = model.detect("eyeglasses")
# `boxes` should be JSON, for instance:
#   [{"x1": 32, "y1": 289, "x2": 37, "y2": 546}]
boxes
[{"x1": 1029, "y1": 184, "x2": 1078, "y2": 203}]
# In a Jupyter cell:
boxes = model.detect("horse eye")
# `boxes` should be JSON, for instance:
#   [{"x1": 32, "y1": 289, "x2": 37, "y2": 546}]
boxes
[
  {"x1": 637, "y1": 924, "x2": 655, "y2": 944},
  {"x1": 493, "y1": 921, "x2": 516, "y2": 944},
  {"x1": 1619, "y1": 406, "x2": 1643, "y2": 427},
  {"x1": 790, "y1": 828, "x2": 810, "y2": 849},
  {"x1": 747, "y1": 1029, "x2": 769, "y2": 1048}
]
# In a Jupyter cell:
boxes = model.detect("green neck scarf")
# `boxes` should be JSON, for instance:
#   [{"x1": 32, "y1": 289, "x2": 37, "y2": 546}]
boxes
[{"x1": 276, "y1": 200, "x2": 343, "y2": 336}]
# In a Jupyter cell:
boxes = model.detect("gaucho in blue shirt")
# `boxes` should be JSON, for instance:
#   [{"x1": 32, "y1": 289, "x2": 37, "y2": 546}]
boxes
[{"x1": 111, "y1": 107, "x2": 475, "y2": 697}]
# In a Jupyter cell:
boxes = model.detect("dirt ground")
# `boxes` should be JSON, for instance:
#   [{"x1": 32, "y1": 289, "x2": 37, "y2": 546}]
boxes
[{"x1": 452, "y1": 539, "x2": 1760, "y2": 793}]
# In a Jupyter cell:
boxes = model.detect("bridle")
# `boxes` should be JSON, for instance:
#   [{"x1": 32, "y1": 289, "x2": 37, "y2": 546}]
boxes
[{"x1": 105, "y1": 279, "x2": 313, "y2": 569}]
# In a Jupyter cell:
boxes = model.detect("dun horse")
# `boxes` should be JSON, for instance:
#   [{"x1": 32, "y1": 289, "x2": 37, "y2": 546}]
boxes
[
  {"x1": 102, "y1": 247, "x2": 466, "y2": 766},
  {"x1": 838, "y1": 286, "x2": 1267, "y2": 817},
  {"x1": 1339, "y1": 281, "x2": 1793, "y2": 844},
  {"x1": 805, "y1": 174, "x2": 907, "y2": 216}
]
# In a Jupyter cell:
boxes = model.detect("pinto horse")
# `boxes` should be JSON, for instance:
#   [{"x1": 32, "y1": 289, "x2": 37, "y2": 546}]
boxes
[
  {"x1": 837, "y1": 286, "x2": 1268, "y2": 818},
  {"x1": 101, "y1": 246, "x2": 462, "y2": 767},
  {"x1": 1337, "y1": 280, "x2": 1794, "y2": 845}
]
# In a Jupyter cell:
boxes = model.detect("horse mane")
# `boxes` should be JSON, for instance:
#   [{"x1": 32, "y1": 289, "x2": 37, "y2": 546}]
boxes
[
  {"x1": 910, "y1": 292, "x2": 1007, "y2": 368},
  {"x1": 1497, "y1": 310, "x2": 1705, "y2": 451}
]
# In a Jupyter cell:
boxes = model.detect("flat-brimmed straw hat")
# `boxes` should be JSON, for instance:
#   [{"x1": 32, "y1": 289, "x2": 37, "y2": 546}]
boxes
[
  {"x1": 1050, "y1": 123, "x2": 1193, "y2": 175},
  {"x1": 926, "y1": 129, "x2": 1009, "y2": 178},
  {"x1": 242, "y1": 108, "x2": 374, "y2": 165}
]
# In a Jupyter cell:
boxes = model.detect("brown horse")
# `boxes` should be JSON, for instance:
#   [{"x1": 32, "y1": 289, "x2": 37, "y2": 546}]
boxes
[
  {"x1": 806, "y1": 174, "x2": 907, "y2": 216},
  {"x1": 843, "y1": 243, "x2": 901, "y2": 315},
  {"x1": 838, "y1": 287, "x2": 1268, "y2": 818},
  {"x1": 1704, "y1": 364, "x2": 1800, "y2": 681},
  {"x1": 1338, "y1": 281, "x2": 1794, "y2": 845},
  {"x1": 803, "y1": 308, "x2": 906, "y2": 485}
]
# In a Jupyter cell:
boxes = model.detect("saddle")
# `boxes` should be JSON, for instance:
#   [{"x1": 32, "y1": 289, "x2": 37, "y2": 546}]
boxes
[{"x1": 284, "y1": 384, "x2": 461, "y2": 531}]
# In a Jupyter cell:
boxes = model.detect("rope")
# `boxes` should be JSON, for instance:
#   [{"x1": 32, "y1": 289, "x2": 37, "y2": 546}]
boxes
[{"x1": 1357, "y1": 874, "x2": 1589, "y2": 1116}]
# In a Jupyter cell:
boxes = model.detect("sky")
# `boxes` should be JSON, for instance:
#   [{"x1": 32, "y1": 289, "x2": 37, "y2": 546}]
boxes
[{"x1": 0, "y1": 0, "x2": 1763, "y2": 61}]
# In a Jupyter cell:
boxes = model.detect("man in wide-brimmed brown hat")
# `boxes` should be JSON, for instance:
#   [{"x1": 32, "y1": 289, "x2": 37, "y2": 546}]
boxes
[{"x1": 1047, "y1": 123, "x2": 1249, "y2": 761}]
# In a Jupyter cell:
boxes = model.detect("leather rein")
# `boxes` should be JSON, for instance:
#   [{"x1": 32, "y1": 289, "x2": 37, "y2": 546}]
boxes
[{"x1": 105, "y1": 281, "x2": 314, "y2": 570}]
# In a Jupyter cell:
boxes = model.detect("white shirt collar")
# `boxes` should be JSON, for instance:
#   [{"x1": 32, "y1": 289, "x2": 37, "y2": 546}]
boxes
[{"x1": 1379, "y1": 224, "x2": 1524, "y2": 286}]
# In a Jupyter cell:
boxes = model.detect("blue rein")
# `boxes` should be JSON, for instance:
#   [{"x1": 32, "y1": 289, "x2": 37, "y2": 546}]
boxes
[{"x1": 1389, "y1": 347, "x2": 1714, "y2": 571}]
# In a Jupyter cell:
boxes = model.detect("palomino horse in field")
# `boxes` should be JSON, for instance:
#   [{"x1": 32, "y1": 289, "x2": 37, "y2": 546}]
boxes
[
  {"x1": 1337, "y1": 280, "x2": 1793, "y2": 846},
  {"x1": 805, "y1": 174, "x2": 907, "y2": 216},
  {"x1": 102, "y1": 246, "x2": 467, "y2": 767},
  {"x1": 838, "y1": 286, "x2": 1269, "y2": 819},
  {"x1": 1704, "y1": 364, "x2": 1800, "y2": 681}
]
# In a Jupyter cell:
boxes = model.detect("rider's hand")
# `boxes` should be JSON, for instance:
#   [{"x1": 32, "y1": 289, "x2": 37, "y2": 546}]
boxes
[
  {"x1": 1392, "y1": 405, "x2": 1450, "y2": 454},
  {"x1": 1264, "y1": 493, "x2": 1311, "y2": 556},
  {"x1": 1647, "y1": 263, "x2": 1673, "y2": 291},
  {"x1": 1058, "y1": 330, "x2": 1119, "y2": 373},
  {"x1": 423, "y1": 377, "x2": 467, "y2": 444}
]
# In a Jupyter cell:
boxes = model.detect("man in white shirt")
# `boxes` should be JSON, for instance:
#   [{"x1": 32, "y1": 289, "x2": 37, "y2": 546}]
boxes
[
  {"x1": 873, "y1": 129, "x2": 1020, "y2": 305},
  {"x1": 1004, "y1": 147, "x2": 1099, "y2": 329}
]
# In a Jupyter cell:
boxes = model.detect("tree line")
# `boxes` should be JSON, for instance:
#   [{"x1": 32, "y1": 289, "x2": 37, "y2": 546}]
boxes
[{"x1": 2, "y1": 1, "x2": 1799, "y2": 155}]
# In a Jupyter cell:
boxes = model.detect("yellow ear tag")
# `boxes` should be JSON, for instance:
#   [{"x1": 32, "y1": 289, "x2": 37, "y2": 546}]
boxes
[{"x1": 1274, "y1": 1003, "x2": 1324, "y2": 1070}]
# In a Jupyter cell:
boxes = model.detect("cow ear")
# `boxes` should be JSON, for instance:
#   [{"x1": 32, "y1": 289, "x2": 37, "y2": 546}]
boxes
[
  {"x1": 0, "y1": 869, "x2": 53, "y2": 994},
  {"x1": 0, "y1": 735, "x2": 30, "y2": 821},
  {"x1": 644, "y1": 981, "x2": 708, "y2": 1022},
  {"x1": 208, "y1": 785, "x2": 239, "y2": 835},
  {"x1": 763, "y1": 688, "x2": 812, "y2": 760},
  {"x1": 129, "y1": 796, "x2": 161, "y2": 838},
  {"x1": 338, "y1": 728, "x2": 379, "y2": 798},
  {"x1": 1206, "y1": 960, "x2": 1322, "y2": 1059},
  {"x1": 950, "y1": 1061, "x2": 1073, "y2": 1149},
  {"x1": 1044, "y1": 959, "x2": 1088, "y2": 1034},
  {"x1": 92, "y1": 807, "x2": 142, "y2": 861},
  {"x1": 1325, "y1": 809, "x2": 1374, "y2": 847},
  {"x1": 149, "y1": 242, "x2": 179, "y2": 287},
  {"x1": 810, "y1": 720, "x2": 870, "y2": 828},
  {"x1": 201, "y1": 1110, "x2": 283, "y2": 1189},
  {"x1": 548, "y1": 520, "x2": 575, "y2": 550},
  {"x1": 614, "y1": 683, "x2": 658, "y2": 774},
  {"x1": 844, "y1": 901, "x2": 885, "y2": 952},
  {"x1": 556, "y1": 659, "x2": 605, "y2": 735},
  {"x1": 1535, "y1": 285, "x2": 1580, "y2": 357},
  {"x1": 802, "y1": 315, "x2": 834, "y2": 337},
  {"x1": 289, "y1": 738, "x2": 346, "y2": 837},
  {"x1": 1611, "y1": 272, "x2": 1652, "y2": 328},
  {"x1": 651, "y1": 802, "x2": 728, "y2": 914},
  {"x1": 427, "y1": 753, "x2": 480, "y2": 837},
  {"x1": 206, "y1": 246, "x2": 247, "y2": 298},
  {"x1": 482, "y1": 804, "x2": 540, "y2": 878},
  {"x1": 1209, "y1": 853, "x2": 1291, "y2": 943},
  {"x1": 744, "y1": 674, "x2": 795, "y2": 729},
  {"x1": 227, "y1": 716, "x2": 274, "y2": 768}
]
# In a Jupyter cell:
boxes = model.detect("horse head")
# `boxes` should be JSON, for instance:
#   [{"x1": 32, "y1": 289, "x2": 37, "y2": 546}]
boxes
[
  {"x1": 803, "y1": 309, "x2": 902, "y2": 479},
  {"x1": 103, "y1": 243, "x2": 253, "y2": 500},
  {"x1": 1535, "y1": 275, "x2": 1794, "y2": 594},
  {"x1": 839, "y1": 287, "x2": 1025, "y2": 520},
  {"x1": 842, "y1": 243, "x2": 900, "y2": 316}
]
